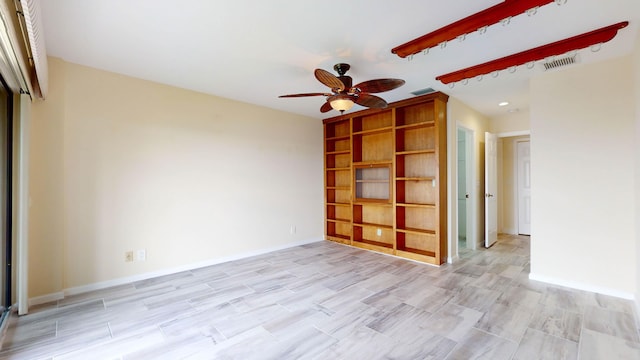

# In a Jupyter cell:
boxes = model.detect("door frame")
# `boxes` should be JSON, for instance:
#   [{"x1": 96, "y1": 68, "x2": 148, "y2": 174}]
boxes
[
  {"x1": 454, "y1": 124, "x2": 476, "y2": 258},
  {"x1": 496, "y1": 131, "x2": 531, "y2": 238},
  {"x1": 516, "y1": 139, "x2": 531, "y2": 235},
  {"x1": 485, "y1": 132, "x2": 498, "y2": 248}
]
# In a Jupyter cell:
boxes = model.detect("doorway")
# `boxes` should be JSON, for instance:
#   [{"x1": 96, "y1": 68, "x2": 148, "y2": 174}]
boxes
[
  {"x1": 492, "y1": 134, "x2": 531, "y2": 237},
  {"x1": 456, "y1": 126, "x2": 475, "y2": 252}
]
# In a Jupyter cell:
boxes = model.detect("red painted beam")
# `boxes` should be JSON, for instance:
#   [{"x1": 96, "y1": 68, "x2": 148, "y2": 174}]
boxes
[
  {"x1": 435, "y1": 21, "x2": 628, "y2": 84},
  {"x1": 392, "y1": 0, "x2": 556, "y2": 58}
]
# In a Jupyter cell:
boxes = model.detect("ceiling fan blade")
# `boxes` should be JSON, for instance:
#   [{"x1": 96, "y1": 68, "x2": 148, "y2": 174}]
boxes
[
  {"x1": 320, "y1": 101, "x2": 333, "y2": 113},
  {"x1": 279, "y1": 92, "x2": 331, "y2": 98},
  {"x1": 353, "y1": 78, "x2": 405, "y2": 93},
  {"x1": 355, "y1": 93, "x2": 388, "y2": 109},
  {"x1": 315, "y1": 69, "x2": 345, "y2": 91}
]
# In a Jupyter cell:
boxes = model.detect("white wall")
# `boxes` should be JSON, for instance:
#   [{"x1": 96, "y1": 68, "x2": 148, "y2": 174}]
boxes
[
  {"x1": 29, "y1": 58, "x2": 323, "y2": 299},
  {"x1": 530, "y1": 55, "x2": 636, "y2": 297}
]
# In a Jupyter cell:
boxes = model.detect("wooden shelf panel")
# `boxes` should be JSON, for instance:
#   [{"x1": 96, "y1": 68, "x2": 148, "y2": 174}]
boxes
[
  {"x1": 353, "y1": 131, "x2": 393, "y2": 163},
  {"x1": 327, "y1": 202, "x2": 351, "y2": 206},
  {"x1": 395, "y1": 101, "x2": 435, "y2": 127},
  {"x1": 396, "y1": 202, "x2": 436, "y2": 208},
  {"x1": 326, "y1": 151, "x2": 351, "y2": 169},
  {"x1": 353, "y1": 111, "x2": 393, "y2": 133},
  {"x1": 353, "y1": 161, "x2": 393, "y2": 166},
  {"x1": 327, "y1": 218, "x2": 351, "y2": 224},
  {"x1": 395, "y1": 121, "x2": 435, "y2": 130},
  {"x1": 353, "y1": 222, "x2": 393, "y2": 230},
  {"x1": 396, "y1": 180, "x2": 436, "y2": 204},
  {"x1": 395, "y1": 125, "x2": 435, "y2": 153},
  {"x1": 326, "y1": 150, "x2": 351, "y2": 155},
  {"x1": 396, "y1": 247, "x2": 436, "y2": 257},
  {"x1": 326, "y1": 188, "x2": 351, "y2": 204},
  {"x1": 396, "y1": 149, "x2": 435, "y2": 156},
  {"x1": 397, "y1": 206, "x2": 436, "y2": 235},
  {"x1": 326, "y1": 236, "x2": 351, "y2": 245},
  {"x1": 396, "y1": 151, "x2": 437, "y2": 178},
  {"x1": 327, "y1": 186, "x2": 351, "y2": 190},
  {"x1": 326, "y1": 167, "x2": 351, "y2": 171},
  {"x1": 327, "y1": 220, "x2": 352, "y2": 241},
  {"x1": 395, "y1": 249, "x2": 438, "y2": 265},
  {"x1": 352, "y1": 239, "x2": 394, "y2": 254},
  {"x1": 353, "y1": 201, "x2": 393, "y2": 207},
  {"x1": 356, "y1": 179, "x2": 388, "y2": 183},
  {"x1": 352, "y1": 126, "x2": 394, "y2": 136},
  {"x1": 396, "y1": 177, "x2": 436, "y2": 181},
  {"x1": 397, "y1": 227, "x2": 436, "y2": 236},
  {"x1": 326, "y1": 135, "x2": 350, "y2": 141}
]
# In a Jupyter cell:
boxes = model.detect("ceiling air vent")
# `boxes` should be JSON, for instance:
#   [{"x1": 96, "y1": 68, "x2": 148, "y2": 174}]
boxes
[
  {"x1": 543, "y1": 55, "x2": 577, "y2": 71},
  {"x1": 411, "y1": 87, "x2": 435, "y2": 96}
]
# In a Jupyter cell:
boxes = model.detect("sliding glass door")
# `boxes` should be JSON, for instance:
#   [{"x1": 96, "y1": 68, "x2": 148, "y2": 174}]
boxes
[{"x1": 0, "y1": 78, "x2": 12, "y2": 321}]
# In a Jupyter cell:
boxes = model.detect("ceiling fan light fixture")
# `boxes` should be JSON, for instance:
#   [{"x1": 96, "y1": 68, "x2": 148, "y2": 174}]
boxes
[{"x1": 329, "y1": 95, "x2": 354, "y2": 113}]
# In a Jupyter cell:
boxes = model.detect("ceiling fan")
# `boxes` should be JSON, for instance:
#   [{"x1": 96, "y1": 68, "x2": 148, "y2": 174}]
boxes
[{"x1": 279, "y1": 63, "x2": 405, "y2": 114}]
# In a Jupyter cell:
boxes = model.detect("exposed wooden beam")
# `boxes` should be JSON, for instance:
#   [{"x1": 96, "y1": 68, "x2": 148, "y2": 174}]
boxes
[
  {"x1": 435, "y1": 21, "x2": 629, "y2": 84},
  {"x1": 391, "y1": 0, "x2": 557, "y2": 58}
]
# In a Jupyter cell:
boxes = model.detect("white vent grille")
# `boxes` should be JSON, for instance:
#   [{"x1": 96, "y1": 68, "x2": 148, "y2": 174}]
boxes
[
  {"x1": 543, "y1": 55, "x2": 576, "y2": 71},
  {"x1": 20, "y1": 0, "x2": 48, "y2": 98},
  {"x1": 411, "y1": 87, "x2": 435, "y2": 96}
]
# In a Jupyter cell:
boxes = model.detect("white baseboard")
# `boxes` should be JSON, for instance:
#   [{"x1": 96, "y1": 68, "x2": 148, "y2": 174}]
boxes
[
  {"x1": 500, "y1": 228, "x2": 517, "y2": 235},
  {"x1": 635, "y1": 293, "x2": 640, "y2": 323},
  {"x1": 29, "y1": 237, "x2": 323, "y2": 307},
  {"x1": 28, "y1": 292, "x2": 64, "y2": 306},
  {"x1": 529, "y1": 273, "x2": 635, "y2": 300}
]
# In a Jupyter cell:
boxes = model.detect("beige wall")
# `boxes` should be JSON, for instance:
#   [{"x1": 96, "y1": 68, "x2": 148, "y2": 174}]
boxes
[
  {"x1": 29, "y1": 57, "x2": 65, "y2": 297},
  {"x1": 29, "y1": 57, "x2": 323, "y2": 298},
  {"x1": 490, "y1": 111, "x2": 530, "y2": 134},
  {"x1": 530, "y1": 55, "x2": 636, "y2": 296},
  {"x1": 447, "y1": 97, "x2": 491, "y2": 256},
  {"x1": 634, "y1": 29, "x2": 640, "y2": 313}
]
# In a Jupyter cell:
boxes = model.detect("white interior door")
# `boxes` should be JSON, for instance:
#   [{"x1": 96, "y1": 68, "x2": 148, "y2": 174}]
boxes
[
  {"x1": 485, "y1": 132, "x2": 498, "y2": 248},
  {"x1": 517, "y1": 141, "x2": 531, "y2": 235}
]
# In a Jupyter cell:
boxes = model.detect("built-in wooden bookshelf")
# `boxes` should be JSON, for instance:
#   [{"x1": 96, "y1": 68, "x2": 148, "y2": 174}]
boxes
[
  {"x1": 324, "y1": 118, "x2": 352, "y2": 244},
  {"x1": 323, "y1": 92, "x2": 448, "y2": 265}
]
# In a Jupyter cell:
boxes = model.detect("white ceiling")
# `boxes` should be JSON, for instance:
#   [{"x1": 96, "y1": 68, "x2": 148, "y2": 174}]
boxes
[{"x1": 40, "y1": 0, "x2": 639, "y2": 120}]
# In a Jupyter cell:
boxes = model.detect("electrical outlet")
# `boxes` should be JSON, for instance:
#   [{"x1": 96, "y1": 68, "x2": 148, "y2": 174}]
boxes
[
  {"x1": 290, "y1": 225, "x2": 296, "y2": 234},
  {"x1": 125, "y1": 251, "x2": 134, "y2": 262},
  {"x1": 136, "y1": 249, "x2": 146, "y2": 261},
  {"x1": 376, "y1": 228, "x2": 382, "y2": 236}
]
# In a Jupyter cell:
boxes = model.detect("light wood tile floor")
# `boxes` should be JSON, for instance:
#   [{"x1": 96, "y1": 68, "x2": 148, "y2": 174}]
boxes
[{"x1": 1, "y1": 235, "x2": 639, "y2": 359}]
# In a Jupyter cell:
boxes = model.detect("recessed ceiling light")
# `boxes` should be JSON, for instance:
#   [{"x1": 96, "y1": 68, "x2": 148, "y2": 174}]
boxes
[{"x1": 498, "y1": 101, "x2": 510, "y2": 107}]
